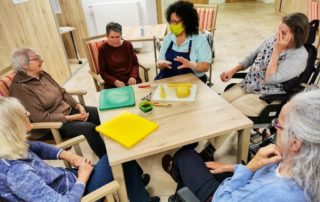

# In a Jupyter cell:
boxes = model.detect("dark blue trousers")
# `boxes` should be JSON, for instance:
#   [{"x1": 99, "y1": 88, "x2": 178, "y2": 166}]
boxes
[
  {"x1": 60, "y1": 106, "x2": 107, "y2": 158},
  {"x1": 79, "y1": 156, "x2": 149, "y2": 202},
  {"x1": 172, "y1": 148, "x2": 232, "y2": 202}
]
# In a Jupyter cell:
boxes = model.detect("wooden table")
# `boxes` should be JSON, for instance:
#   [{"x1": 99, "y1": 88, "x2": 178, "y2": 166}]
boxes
[
  {"x1": 122, "y1": 24, "x2": 167, "y2": 42},
  {"x1": 98, "y1": 74, "x2": 253, "y2": 202}
]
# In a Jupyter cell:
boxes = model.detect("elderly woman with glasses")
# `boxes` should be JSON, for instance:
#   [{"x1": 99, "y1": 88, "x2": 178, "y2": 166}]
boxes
[
  {"x1": 155, "y1": 0, "x2": 212, "y2": 83},
  {"x1": 9, "y1": 48, "x2": 107, "y2": 158},
  {"x1": 163, "y1": 89, "x2": 320, "y2": 202},
  {"x1": 0, "y1": 97, "x2": 160, "y2": 202}
]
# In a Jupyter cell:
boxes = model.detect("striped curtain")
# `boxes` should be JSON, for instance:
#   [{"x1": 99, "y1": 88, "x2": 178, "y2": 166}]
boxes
[
  {"x1": 308, "y1": 0, "x2": 320, "y2": 21},
  {"x1": 86, "y1": 38, "x2": 108, "y2": 74}
]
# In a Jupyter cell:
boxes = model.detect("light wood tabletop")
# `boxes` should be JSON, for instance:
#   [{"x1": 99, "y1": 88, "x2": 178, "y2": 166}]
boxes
[
  {"x1": 97, "y1": 73, "x2": 253, "y2": 202},
  {"x1": 122, "y1": 24, "x2": 167, "y2": 42}
]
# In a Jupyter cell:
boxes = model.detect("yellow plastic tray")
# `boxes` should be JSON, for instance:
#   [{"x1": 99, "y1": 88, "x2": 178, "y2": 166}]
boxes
[{"x1": 96, "y1": 111, "x2": 159, "y2": 148}]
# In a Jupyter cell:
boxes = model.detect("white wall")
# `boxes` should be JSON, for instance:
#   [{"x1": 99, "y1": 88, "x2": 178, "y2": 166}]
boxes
[
  {"x1": 209, "y1": 0, "x2": 225, "y2": 3},
  {"x1": 81, "y1": 0, "x2": 157, "y2": 36}
]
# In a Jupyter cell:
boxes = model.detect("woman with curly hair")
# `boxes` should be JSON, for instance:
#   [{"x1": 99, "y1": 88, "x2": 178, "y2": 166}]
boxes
[{"x1": 155, "y1": 1, "x2": 212, "y2": 83}]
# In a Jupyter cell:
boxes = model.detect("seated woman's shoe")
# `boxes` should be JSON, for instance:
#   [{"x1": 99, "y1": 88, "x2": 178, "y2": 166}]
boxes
[
  {"x1": 168, "y1": 195, "x2": 180, "y2": 202},
  {"x1": 199, "y1": 144, "x2": 216, "y2": 162},
  {"x1": 141, "y1": 173, "x2": 150, "y2": 186},
  {"x1": 161, "y1": 154, "x2": 177, "y2": 181},
  {"x1": 149, "y1": 196, "x2": 160, "y2": 202}
]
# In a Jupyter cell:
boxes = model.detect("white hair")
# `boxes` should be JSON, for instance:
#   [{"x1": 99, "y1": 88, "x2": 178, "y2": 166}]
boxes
[
  {"x1": 11, "y1": 48, "x2": 35, "y2": 73},
  {"x1": 0, "y1": 97, "x2": 29, "y2": 160},
  {"x1": 280, "y1": 89, "x2": 320, "y2": 202}
]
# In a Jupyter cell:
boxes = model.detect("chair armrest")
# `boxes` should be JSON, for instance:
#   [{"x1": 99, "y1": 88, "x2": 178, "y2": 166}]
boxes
[
  {"x1": 55, "y1": 135, "x2": 86, "y2": 150},
  {"x1": 81, "y1": 180, "x2": 120, "y2": 202},
  {"x1": 31, "y1": 122, "x2": 63, "y2": 129},
  {"x1": 138, "y1": 63, "x2": 150, "y2": 82},
  {"x1": 66, "y1": 90, "x2": 87, "y2": 106},
  {"x1": 88, "y1": 70, "x2": 105, "y2": 85},
  {"x1": 31, "y1": 122, "x2": 64, "y2": 143},
  {"x1": 259, "y1": 93, "x2": 290, "y2": 103},
  {"x1": 88, "y1": 70, "x2": 105, "y2": 91},
  {"x1": 232, "y1": 72, "x2": 247, "y2": 79},
  {"x1": 177, "y1": 187, "x2": 201, "y2": 202},
  {"x1": 66, "y1": 90, "x2": 87, "y2": 96},
  {"x1": 138, "y1": 63, "x2": 150, "y2": 71}
]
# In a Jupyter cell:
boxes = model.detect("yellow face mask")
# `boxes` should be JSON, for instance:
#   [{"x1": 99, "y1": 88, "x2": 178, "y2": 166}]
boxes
[{"x1": 170, "y1": 22, "x2": 184, "y2": 36}]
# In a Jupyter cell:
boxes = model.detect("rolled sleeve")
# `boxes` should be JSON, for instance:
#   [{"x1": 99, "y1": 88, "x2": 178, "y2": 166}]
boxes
[
  {"x1": 28, "y1": 142, "x2": 62, "y2": 160},
  {"x1": 61, "y1": 88, "x2": 79, "y2": 108},
  {"x1": 224, "y1": 164, "x2": 254, "y2": 191},
  {"x1": 213, "y1": 164, "x2": 254, "y2": 201},
  {"x1": 191, "y1": 34, "x2": 212, "y2": 64},
  {"x1": 265, "y1": 46, "x2": 308, "y2": 85},
  {"x1": 239, "y1": 46, "x2": 261, "y2": 69},
  {"x1": 7, "y1": 164, "x2": 84, "y2": 202},
  {"x1": 240, "y1": 35, "x2": 275, "y2": 70}
]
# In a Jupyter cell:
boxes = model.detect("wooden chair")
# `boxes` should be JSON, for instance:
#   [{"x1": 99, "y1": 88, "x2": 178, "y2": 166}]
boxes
[
  {"x1": 0, "y1": 66, "x2": 86, "y2": 148},
  {"x1": 195, "y1": 4, "x2": 218, "y2": 38},
  {"x1": 82, "y1": 34, "x2": 150, "y2": 92},
  {"x1": 51, "y1": 135, "x2": 120, "y2": 202},
  {"x1": 153, "y1": 4, "x2": 218, "y2": 87},
  {"x1": 195, "y1": 4, "x2": 218, "y2": 87}
]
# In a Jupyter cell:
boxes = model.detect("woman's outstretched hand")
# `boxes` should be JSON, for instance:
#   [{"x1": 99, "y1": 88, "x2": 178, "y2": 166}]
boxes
[
  {"x1": 157, "y1": 60, "x2": 172, "y2": 69},
  {"x1": 220, "y1": 69, "x2": 236, "y2": 82},
  {"x1": 175, "y1": 56, "x2": 195, "y2": 70},
  {"x1": 205, "y1": 162, "x2": 234, "y2": 174}
]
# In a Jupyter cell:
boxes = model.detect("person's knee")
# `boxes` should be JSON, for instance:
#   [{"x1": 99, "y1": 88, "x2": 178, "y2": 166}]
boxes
[
  {"x1": 175, "y1": 149, "x2": 198, "y2": 164},
  {"x1": 79, "y1": 122, "x2": 97, "y2": 135},
  {"x1": 86, "y1": 106, "x2": 98, "y2": 115}
]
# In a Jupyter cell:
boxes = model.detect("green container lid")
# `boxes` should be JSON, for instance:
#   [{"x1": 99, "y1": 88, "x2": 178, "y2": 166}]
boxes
[{"x1": 99, "y1": 86, "x2": 135, "y2": 110}]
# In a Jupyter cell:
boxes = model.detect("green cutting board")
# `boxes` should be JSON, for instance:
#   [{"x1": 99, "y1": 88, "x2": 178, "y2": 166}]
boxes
[{"x1": 99, "y1": 86, "x2": 135, "y2": 110}]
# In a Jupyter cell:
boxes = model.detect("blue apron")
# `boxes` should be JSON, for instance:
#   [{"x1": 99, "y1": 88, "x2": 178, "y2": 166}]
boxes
[{"x1": 155, "y1": 40, "x2": 194, "y2": 80}]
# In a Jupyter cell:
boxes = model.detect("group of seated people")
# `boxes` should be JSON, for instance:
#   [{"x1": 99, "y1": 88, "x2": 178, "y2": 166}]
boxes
[{"x1": 0, "y1": 1, "x2": 319, "y2": 202}]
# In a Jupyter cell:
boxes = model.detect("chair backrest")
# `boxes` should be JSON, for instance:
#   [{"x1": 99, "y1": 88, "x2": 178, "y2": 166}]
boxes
[
  {"x1": 195, "y1": 4, "x2": 218, "y2": 35},
  {"x1": 82, "y1": 34, "x2": 108, "y2": 75},
  {"x1": 301, "y1": 19, "x2": 319, "y2": 84},
  {"x1": 0, "y1": 66, "x2": 15, "y2": 97},
  {"x1": 282, "y1": 20, "x2": 319, "y2": 93}
]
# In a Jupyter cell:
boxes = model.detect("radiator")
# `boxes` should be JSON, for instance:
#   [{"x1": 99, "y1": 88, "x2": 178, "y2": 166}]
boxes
[{"x1": 91, "y1": 0, "x2": 141, "y2": 35}]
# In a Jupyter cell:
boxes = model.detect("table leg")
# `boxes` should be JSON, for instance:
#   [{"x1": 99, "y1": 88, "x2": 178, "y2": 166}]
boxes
[
  {"x1": 237, "y1": 127, "x2": 251, "y2": 164},
  {"x1": 111, "y1": 164, "x2": 128, "y2": 202},
  {"x1": 69, "y1": 31, "x2": 82, "y2": 64}
]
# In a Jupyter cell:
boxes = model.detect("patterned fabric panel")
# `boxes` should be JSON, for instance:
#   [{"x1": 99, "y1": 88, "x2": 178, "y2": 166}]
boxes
[
  {"x1": 0, "y1": 73, "x2": 15, "y2": 97},
  {"x1": 87, "y1": 38, "x2": 108, "y2": 74},
  {"x1": 308, "y1": 0, "x2": 320, "y2": 21},
  {"x1": 197, "y1": 8, "x2": 214, "y2": 31}
]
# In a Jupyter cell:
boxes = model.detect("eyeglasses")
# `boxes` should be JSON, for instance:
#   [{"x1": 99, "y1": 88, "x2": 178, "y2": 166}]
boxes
[
  {"x1": 170, "y1": 19, "x2": 182, "y2": 25},
  {"x1": 272, "y1": 118, "x2": 283, "y2": 130},
  {"x1": 29, "y1": 55, "x2": 41, "y2": 61}
]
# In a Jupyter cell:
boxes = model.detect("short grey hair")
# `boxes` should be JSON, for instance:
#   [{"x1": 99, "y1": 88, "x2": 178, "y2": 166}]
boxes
[
  {"x1": 0, "y1": 97, "x2": 29, "y2": 160},
  {"x1": 280, "y1": 89, "x2": 320, "y2": 202},
  {"x1": 106, "y1": 22, "x2": 122, "y2": 36},
  {"x1": 11, "y1": 48, "x2": 34, "y2": 73}
]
